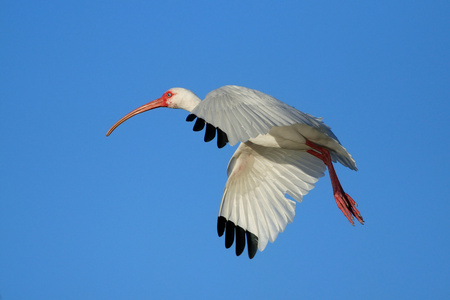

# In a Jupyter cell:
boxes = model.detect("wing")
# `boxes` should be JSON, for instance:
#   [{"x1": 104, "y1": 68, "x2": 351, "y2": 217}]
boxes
[
  {"x1": 186, "y1": 85, "x2": 339, "y2": 147},
  {"x1": 217, "y1": 142, "x2": 326, "y2": 258}
]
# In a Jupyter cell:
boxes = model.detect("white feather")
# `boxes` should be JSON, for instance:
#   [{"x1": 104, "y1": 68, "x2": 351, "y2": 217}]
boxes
[
  {"x1": 190, "y1": 85, "x2": 357, "y2": 170},
  {"x1": 219, "y1": 141, "x2": 326, "y2": 251},
  {"x1": 191, "y1": 85, "x2": 339, "y2": 146}
]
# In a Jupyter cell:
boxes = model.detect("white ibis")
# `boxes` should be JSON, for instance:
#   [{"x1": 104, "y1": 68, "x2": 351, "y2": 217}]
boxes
[{"x1": 107, "y1": 85, "x2": 363, "y2": 259}]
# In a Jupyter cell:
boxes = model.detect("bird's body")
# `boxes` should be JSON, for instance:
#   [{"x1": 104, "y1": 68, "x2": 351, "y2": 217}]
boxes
[{"x1": 107, "y1": 85, "x2": 363, "y2": 259}]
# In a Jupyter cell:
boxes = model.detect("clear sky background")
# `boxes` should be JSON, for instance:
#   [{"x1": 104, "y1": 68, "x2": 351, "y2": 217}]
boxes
[{"x1": 1, "y1": 1, "x2": 449, "y2": 299}]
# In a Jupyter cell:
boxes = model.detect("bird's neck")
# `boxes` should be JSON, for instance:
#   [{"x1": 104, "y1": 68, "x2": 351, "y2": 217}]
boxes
[
  {"x1": 180, "y1": 95, "x2": 201, "y2": 112},
  {"x1": 170, "y1": 88, "x2": 202, "y2": 112}
]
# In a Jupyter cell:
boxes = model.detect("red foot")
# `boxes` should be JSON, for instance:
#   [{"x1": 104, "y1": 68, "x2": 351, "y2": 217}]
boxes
[{"x1": 306, "y1": 140, "x2": 364, "y2": 225}]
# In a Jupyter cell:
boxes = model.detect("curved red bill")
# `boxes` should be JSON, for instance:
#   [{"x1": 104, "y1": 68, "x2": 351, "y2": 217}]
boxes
[{"x1": 106, "y1": 97, "x2": 167, "y2": 136}]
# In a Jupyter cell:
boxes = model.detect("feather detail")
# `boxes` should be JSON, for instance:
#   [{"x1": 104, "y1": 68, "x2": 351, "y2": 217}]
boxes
[{"x1": 218, "y1": 141, "x2": 326, "y2": 255}]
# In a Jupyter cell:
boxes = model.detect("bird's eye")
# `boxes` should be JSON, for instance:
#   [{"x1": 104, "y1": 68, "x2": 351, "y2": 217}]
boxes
[{"x1": 167, "y1": 92, "x2": 172, "y2": 97}]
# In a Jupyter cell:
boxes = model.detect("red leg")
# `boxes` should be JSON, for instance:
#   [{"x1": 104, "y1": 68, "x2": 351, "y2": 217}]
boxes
[{"x1": 306, "y1": 140, "x2": 364, "y2": 225}]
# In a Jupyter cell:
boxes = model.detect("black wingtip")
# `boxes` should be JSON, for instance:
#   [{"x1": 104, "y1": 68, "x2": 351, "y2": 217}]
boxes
[
  {"x1": 246, "y1": 231, "x2": 258, "y2": 259},
  {"x1": 217, "y1": 217, "x2": 226, "y2": 237},
  {"x1": 204, "y1": 123, "x2": 216, "y2": 142},
  {"x1": 225, "y1": 221, "x2": 235, "y2": 249},
  {"x1": 193, "y1": 118, "x2": 205, "y2": 131},
  {"x1": 235, "y1": 226, "x2": 246, "y2": 256},
  {"x1": 218, "y1": 217, "x2": 258, "y2": 259},
  {"x1": 216, "y1": 128, "x2": 228, "y2": 148},
  {"x1": 186, "y1": 114, "x2": 196, "y2": 122},
  {"x1": 186, "y1": 114, "x2": 228, "y2": 148}
]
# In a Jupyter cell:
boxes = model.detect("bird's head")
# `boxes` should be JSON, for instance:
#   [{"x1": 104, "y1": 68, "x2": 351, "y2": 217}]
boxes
[{"x1": 106, "y1": 87, "x2": 200, "y2": 136}]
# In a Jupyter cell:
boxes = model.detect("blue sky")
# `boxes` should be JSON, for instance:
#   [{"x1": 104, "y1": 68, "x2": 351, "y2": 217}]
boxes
[{"x1": 1, "y1": 1, "x2": 449, "y2": 299}]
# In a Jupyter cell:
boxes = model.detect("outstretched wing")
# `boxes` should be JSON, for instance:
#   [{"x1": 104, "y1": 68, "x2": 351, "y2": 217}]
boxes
[
  {"x1": 186, "y1": 85, "x2": 339, "y2": 147},
  {"x1": 217, "y1": 142, "x2": 326, "y2": 258}
]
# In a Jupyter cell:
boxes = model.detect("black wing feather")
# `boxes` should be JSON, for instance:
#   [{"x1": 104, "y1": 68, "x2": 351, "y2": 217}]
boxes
[
  {"x1": 193, "y1": 118, "x2": 205, "y2": 131},
  {"x1": 235, "y1": 226, "x2": 246, "y2": 256},
  {"x1": 246, "y1": 231, "x2": 258, "y2": 259},
  {"x1": 186, "y1": 114, "x2": 228, "y2": 148},
  {"x1": 204, "y1": 123, "x2": 216, "y2": 142},
  {"x1": 217, "y1": 217, "x2": 258, "y2": 259},
  {"x1": 216, "y1": 128, "x2": 228, "y2": 148},
  {"x1": 225, "y1": 221, "x2": 235, "y2": 249},
  {"x1": 186, "y1": 114, "x2": 196, "y2": 122},
  {"x1": 217, "y1": 217, "x2": 226, "y2": 237}
]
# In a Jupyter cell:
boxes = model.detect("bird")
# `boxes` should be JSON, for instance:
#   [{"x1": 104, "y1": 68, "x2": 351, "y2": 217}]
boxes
[{"x1": 106, "y1": 85, "x2": 363, "y2": 259}]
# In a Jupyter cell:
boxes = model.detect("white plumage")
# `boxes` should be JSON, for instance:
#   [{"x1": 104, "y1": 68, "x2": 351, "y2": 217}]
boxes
[
  {"x1": 220, "y1": 142, "x2": 326, "y2": 251},
  {"x1": 192, "y1": 86, "x2": 357, "y2": 170},
  {"x1": 192, "y1": 85, "x2": 338, "y2": 146},
  {"x1": 106, "y1": 85, "x2": 364, "y2": 259}
]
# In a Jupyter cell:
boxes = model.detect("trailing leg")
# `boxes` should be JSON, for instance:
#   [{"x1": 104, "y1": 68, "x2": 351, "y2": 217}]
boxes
[{"x1": 306, "y1": 140, "x2": 364, "y2": 225}]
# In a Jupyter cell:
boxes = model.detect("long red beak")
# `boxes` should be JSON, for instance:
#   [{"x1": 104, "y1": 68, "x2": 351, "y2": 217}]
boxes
[{"x1": 106, "y1": 97, "x2": 167, "y2": 136}]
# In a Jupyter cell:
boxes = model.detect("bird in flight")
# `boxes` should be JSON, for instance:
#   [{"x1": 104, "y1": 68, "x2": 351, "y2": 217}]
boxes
[{"x1": 106, "y1": 85, "x2": 363, "y2": 259}]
